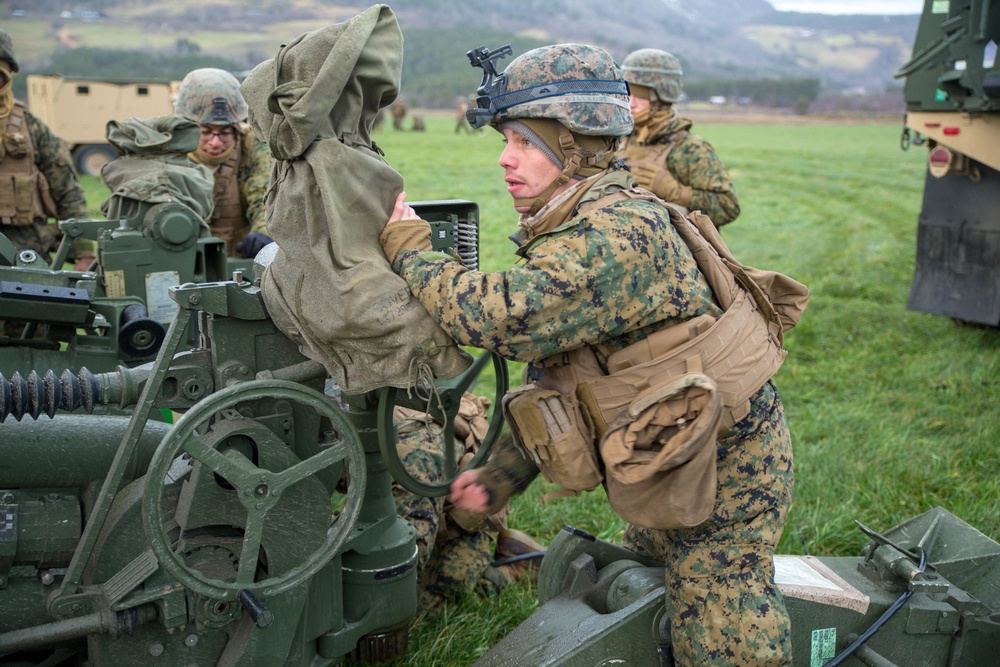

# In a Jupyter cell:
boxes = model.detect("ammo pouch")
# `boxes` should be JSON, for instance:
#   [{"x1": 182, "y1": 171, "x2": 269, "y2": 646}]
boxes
[
  {"x1": 501, "y1": 346, "x2": 605, "y2": 492},
  {"x1": 501, "y1": 382, "x2": 602, "y2": 493},
  {"x1": 600, "y1": 372, "x2": 722, "y2": 529},
  {"x1": 0, "y1": 105, "x2": 56, "y2": 226}
]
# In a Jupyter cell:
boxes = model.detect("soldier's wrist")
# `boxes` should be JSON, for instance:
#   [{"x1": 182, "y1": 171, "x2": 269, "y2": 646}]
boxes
[{"x1": 379, "y1": 218, "x2": 432, "y2": 265}]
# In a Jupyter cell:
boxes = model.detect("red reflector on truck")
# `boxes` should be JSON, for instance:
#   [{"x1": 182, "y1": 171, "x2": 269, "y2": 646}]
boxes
[
  {"x1": 928, "y1": 147, "x2": 952, "y2": 177},
  {"x1": 943, "y1": 127, "x2": 960, "y2": 135}
]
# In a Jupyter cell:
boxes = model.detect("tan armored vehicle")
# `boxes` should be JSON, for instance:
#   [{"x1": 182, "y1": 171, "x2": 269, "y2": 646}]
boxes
[{"x1": 26, "y1": 74, "x2": 179, "y2": 176}]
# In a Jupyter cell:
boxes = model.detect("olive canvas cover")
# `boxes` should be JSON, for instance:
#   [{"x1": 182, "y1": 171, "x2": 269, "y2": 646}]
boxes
[
  {"x1": 100, "y1": 115, "x2": 215, "y2": 224},
  {"x1": 241, "y1": 5, "x2": 470, "y2": 394}
]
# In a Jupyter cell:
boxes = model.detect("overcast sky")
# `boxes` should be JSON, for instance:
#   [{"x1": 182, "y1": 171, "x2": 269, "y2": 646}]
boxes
[{"x1": 769, "y1": 0, "x2": 922, "y2": 13}]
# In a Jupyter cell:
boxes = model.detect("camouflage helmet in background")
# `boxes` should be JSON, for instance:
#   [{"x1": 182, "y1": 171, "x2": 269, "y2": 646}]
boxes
[
  {"x1": 174, "y1": 68, "x2": 247, "y2": 125},
  {"x1": 0, "y1": 28, "x2": 19, "y2": 73},
  {"x1": 621, "y1": 49, "x2": 683, "y2": 104},
  {"x1": 478, "y1": 43, "x2": 632, "y2": 137}
]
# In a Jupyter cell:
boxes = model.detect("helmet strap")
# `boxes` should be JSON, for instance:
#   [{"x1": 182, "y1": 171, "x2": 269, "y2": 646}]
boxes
[
  {"x1": 514, "y1": 126, "x2": 616, "y2": 216},
  {"x1": 513, "y1": 172, "x2": 571, "y2": 217}
]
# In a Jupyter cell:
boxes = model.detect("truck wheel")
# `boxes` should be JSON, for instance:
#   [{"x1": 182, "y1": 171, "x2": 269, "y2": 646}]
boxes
[{"x1": 73, "y1": 144, "x2": 119, "y2": 176}]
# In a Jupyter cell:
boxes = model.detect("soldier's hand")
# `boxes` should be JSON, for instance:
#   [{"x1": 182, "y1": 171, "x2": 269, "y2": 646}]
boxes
[
  {"x1": 385, "y1": 191, "x2": 424, "y2": 228},
  {"x1": 450, "y1": 469, "x2": 490, "y2": 513},
  {"x1": 631, "y1": 164, "x2": 682, "y2": 203},
  {"x1": 73, "y1": 257, "x2": 96, "y2": 272},
  {"x1": 236, "y1": 232, "x2": 274, "y2": 259}
]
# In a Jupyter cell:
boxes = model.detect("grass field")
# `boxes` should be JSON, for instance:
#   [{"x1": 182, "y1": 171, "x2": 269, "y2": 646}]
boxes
[{"x1": 78, "y1": 117, "x2": 1000, "y2": 666}]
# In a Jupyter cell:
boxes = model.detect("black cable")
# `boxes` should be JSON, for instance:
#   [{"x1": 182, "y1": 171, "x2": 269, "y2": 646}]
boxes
[
  {"x1": 823, "y1": 547, "x2": 928, "y2": 667},
  {"x1": 489, "y1": 551, "x2": 546, "y2": 567}
]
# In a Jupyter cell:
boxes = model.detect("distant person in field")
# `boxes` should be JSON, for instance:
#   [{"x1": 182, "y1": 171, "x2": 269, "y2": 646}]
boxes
[
  {"x1": 174, "y1": 67, "x2": 272, "y2": 258},
  {"x1": 619, "y1": 48, "x2": 740, "y2": 227},
  {"x1": 390, "y1": 97, "x2": 407, "y2": 130},
  {"x1": 455, "y1": 96, "x2": 472, "y2": 133},
  {"x1": 0, "y1": 27, "x2": 91, "y2": 269}
]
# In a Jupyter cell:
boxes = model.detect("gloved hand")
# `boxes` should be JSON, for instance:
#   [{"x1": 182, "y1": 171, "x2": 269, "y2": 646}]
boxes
[
  {"x1": 631, "y1": 163, "x2": 683, "y2": 203},
  {"x1": 236, "y1": 232, "x2": 273, "y2": 259}
]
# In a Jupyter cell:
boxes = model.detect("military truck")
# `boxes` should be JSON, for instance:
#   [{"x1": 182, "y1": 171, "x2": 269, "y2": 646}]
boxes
[
  {"x1": 895, "y1": 0, "x2": 1000, "y2": 325},
  {"x1": 26, "y1": 75, "x2": 178, "y2": 177}
]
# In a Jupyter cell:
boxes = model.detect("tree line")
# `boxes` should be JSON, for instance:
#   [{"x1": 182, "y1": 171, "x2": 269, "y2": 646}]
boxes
[
  {"x1": 682, "y1": 77, "x2": 821, "y2": 106},
  {"x1": 17, "y1": 31, "x2": 822, "y2": 111}
]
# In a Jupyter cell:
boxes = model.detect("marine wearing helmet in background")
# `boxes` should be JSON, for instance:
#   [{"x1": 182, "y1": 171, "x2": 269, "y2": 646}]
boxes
[
  {"x1": 174, "y1": 67, "x2": 272, "y2": 258},
  {"x1": 0, "y1": 27, "x2": 90, "y2": 269},
  {"x1": 382, "y1": 41, "x2": 796, "y2": 665},
  {"x1": 619, "y1": 48, "x2": 741, "y2": 227}
]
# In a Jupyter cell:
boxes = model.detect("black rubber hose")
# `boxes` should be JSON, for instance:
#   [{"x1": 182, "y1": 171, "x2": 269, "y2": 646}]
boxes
[{"x1": 823, "y1": 547, "x2": 928, "y2": 666}]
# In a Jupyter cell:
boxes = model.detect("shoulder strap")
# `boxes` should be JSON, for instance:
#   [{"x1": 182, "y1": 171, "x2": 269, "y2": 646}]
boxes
[{"x1": 616, "y1": 188, "x2": 808, "y2": 338}]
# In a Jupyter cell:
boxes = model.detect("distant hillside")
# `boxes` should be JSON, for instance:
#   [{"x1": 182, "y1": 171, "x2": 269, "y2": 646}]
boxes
[{"x1": 7, "y1": 0, "x2": 920, "y2": 107}]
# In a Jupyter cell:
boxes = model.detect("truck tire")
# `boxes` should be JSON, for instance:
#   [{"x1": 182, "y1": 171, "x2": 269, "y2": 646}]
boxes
[{"x1": 73, "y1": 144, "x2": 119, "y2": 176}]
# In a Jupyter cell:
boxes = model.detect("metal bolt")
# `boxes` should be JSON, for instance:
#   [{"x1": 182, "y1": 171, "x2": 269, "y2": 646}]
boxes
[
  {"x1": 188, "y1": 294, "x2": 201, "y2": 306},
  {"x1": 40, "y1": 571, "x2": 55, "y2": 585},
  {"x1": 149, "y1": 642, "x2": 165, "y2": 657},
  {"x1": 184, "y1": 634, "x2": 199, "y2": 647}
]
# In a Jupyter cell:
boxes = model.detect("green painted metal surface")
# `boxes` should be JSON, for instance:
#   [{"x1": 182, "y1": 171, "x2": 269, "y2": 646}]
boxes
[{"x1": 0, "y1": 201, "x2": 503, "y2": 665}]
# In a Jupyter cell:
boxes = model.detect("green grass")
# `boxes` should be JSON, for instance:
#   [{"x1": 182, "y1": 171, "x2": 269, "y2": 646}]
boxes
[{"x1": 79, "y1": 117, "x2": 1000, "y2": 665}]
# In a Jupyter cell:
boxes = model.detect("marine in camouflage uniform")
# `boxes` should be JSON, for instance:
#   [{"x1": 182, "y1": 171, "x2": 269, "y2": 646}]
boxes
[
  {"x1": 391, "y1": 395, "x2": 508, "y2": 613},
  {"x1": 381, "y1": 43, "x2": 792, "y2": 665},
  {"x1": 619, "y1": 48, "x2": 740, "y2": 227},
  {"x1": 174, "y1": 68, "x2": 271, "y2": 258},
  {"x1": 0, "y1": 28, "x2": 88, "y2": 260}
]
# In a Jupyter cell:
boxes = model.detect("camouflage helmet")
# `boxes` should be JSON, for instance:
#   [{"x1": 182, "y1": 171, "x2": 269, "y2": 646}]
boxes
[
  {"x1": 621, "y1": 49, "x2": 683, "y2": 104},
  {"x1": 0, "y1": 28, "x2": 19, "y2": 73},
  {"x1": 174, "y1": 68, "x2": 247, "y2": 125},
  {"x1": 470, "y1": 43, "x2": 632, "y2": 137}
]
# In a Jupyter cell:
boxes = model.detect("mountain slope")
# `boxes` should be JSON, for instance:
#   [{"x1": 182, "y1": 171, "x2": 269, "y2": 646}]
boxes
[{"x1": 10, "y1": 0, "x2": 920, "y2": 104}]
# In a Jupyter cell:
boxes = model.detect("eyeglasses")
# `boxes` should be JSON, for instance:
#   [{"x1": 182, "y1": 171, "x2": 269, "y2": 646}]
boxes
[{"x1": 200, "y1": 127, "x2": 235, "y2": 141}]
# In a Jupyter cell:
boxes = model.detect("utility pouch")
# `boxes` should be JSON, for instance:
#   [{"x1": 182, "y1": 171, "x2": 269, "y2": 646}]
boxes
[
  {"x1": 601, "y1": 372, "x2": 722, "y2": 530},
  {"x1": 12, "y1": 174, "x2": 36, "y2": 225},
  {"x1": 501, "y1": 383, "x2": 602, "y2": 492}
]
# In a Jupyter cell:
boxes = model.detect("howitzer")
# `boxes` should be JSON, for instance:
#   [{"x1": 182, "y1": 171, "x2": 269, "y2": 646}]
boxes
[
  {"x1": 0, "y1": 201, "x2": 509, "y2": 665},
  {"x1": 475, "y1": 510, "x2": 1000, "y2": 666},
  {"x1": 0, "y1": 199, "x2": 244, "y2": 377}
]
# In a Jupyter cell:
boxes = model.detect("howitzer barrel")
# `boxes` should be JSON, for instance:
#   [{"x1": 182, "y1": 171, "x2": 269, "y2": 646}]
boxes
[{"x1": 0, "y1": 414, "x2": 171, "y2": 487}]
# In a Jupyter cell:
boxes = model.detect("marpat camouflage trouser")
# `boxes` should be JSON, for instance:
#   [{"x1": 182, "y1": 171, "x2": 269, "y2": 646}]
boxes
[
  {"x1": 392, "y1": 427, "x2": 501, "y2": 611},
  {"x1": 2, "y1": 220, "x2": 61, "y2": 255},
  {"x1": 623, "y1": 382, "x2": 793, "y2": 666}
]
